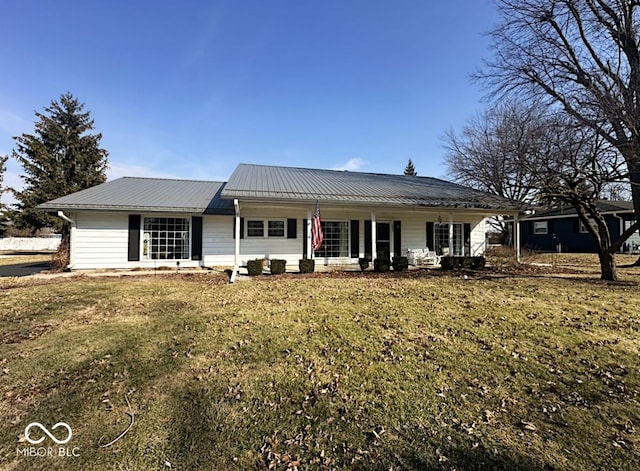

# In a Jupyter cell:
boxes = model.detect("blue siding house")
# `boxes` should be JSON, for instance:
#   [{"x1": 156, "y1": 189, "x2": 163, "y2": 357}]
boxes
[{"x1": 520, "y1": 201, "x2": 640, "y2": 253}]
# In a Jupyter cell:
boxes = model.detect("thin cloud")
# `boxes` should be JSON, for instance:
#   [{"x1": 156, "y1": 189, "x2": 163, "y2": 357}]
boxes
[
  {"x1": 331, "y1": 158, "x2": 368, "y2": 172},
  {"x1": 0, "y1": 109, "x2": 31, "y2": 136}
]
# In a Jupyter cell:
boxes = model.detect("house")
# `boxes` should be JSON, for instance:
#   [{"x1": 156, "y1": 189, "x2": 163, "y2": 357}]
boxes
[
  {"x1": 38, "y1": 163, "x2": 522, "y2": 272},
  {"x1": 519, "y1": 200, "x2": 640, "y2": 253}
]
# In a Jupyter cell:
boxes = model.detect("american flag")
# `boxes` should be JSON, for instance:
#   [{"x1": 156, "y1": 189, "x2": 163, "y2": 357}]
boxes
[{"x1": 311, "y1": 201, "x2": 323, "y2": 252}]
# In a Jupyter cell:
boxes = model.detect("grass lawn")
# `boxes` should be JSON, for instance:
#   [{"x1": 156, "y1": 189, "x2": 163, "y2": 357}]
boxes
[{"x1": 1, "y1": 261, "x2": 640, "y2": 470}]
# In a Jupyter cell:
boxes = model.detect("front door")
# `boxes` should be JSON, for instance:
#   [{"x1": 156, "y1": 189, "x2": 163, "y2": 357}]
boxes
[{"x1": 376, "y1": 222, "x2": 391, "y2": 260}]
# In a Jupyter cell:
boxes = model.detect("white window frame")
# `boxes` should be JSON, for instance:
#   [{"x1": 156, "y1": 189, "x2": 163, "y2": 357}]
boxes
[
  {"x1": 268, "y1": 220, "x2": 286, "y2": 238},
  {"x1": 533, "y1": 221, "x2": 548, "y2": 234},
  {"x1": 314, "y1": 220, "x2": 350, "y2": 258},
  {"x1": 433, "y1": 222, "x2": 464, "y2": 256},
  {"x1": 578, "y1": 220, "x2": 589, "y2": 234},
  {"x1": 142, "y1": 216, "x2": 191, "y2": 260},
  {"x1": 246, "y1": 219, "x2": 286, "y2": 238},
  {"x1": 246, "y1": 220, "x2": 265, "y2": 238}
]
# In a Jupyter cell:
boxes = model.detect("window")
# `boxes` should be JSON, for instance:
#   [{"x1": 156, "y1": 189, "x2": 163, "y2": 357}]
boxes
[
  {"x1": 433, "y1": 223, "x2": 463, "y2": 256},
  {"x1": 143, "y1": 217, "x2": 189, "y2": 260},
  {"x1": 247, "y1": 219, "x2": 286, "y2": 237},
  {"x1": 268, "y1": 220, "x2": 285, "y2": 237},
  {"x1": 315, "y1": 221, "x2": 349, "y2": 257},
  {"x1": 247, "y1": 220, "x2": 264, "y2": 237},
  {"x1": 579, "y1": 220, "x2": 589, "y2": 233},
  {"x1": 533, "y1": 221, "x2": 548, "y2": 234}
]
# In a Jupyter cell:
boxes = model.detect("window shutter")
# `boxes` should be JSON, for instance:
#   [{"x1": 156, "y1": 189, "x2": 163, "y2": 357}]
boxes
[
  {"x1": 393, "y1": 221, "x2": 402, "y2": 256},
  {"x1": 364, "y1": 220, "x2": 372, "y2": 259},
  {"x1": 302, "y1": 218, "x2": 308, "y2": 256},
  {"x1": 128, "y1": 215, "x2": 141, "y2": 262},
  {"x1": 191, "y1": 216, "x2": 203, "y2": 260},
  {"x1": 232, "y1": 217, "x2": 245, "y2": 239},
  {"x1": 350, "y1": 220, "x2": 359, "y2": 258},
  {"x1": 287, "y1": 218, "x2": 297, "y2": 239},
  {"x1": 426, "y1": 222, "x2": 434, "y2": 249},
  {"x1": 548, "y1": 220, "x2": 554, "y2": 234},
  {"x1": 463, "y1": 223, "x2": 471, "y2": 256}
]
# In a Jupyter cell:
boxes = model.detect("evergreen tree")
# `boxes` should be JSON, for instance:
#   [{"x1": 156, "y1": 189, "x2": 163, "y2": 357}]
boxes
[
  {"x1": 11, "y1": 93, "x2": 108, "y2": 232},
  {"x1": 0, "y1": 154, "x2": 8, "y2": 236},
  {"x1": 404, "y1": 159, "x2": 417, "y2": 176}
]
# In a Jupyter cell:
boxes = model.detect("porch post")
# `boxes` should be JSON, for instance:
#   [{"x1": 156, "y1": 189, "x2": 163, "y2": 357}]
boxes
[
  {"x1": 232, "y1": 199, "x2": 240, "y2": 283},
  {"x1": 448, "y1": 213, "x2": 454, "y2": 256},
  {"x1": 371, "y1": 211, "x2": 377, "y2": 260},
  {"x1": 515, "y1": 214, "x2": 521, "y2": 263},
  {"x1": 306, "y1": 209, "x2": 312, "y2": 259}
]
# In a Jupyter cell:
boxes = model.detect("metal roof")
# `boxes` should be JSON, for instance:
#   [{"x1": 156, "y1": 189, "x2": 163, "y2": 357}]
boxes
[
  {"x1": 38, "y1": 177, "x2": 234, "y2": 215},
  {"x1": 221, "y1": 163, "x2": 521, "y2": 211},
  {"x1": 522, "y1": 200, "x2": 635, "y2": 220}
]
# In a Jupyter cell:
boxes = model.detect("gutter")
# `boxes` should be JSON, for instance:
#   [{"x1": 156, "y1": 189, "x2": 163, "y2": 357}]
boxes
[{"x1": 57, "y1": 211, "x2": 76, "y2": 269}]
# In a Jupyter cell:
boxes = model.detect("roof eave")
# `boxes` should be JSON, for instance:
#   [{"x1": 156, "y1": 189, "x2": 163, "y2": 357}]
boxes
[
  {"x1": 37, "y1": 204, "x2": 233, "y2": 215},
  {"x1": 226, "y1": 194, "x2": 521, "y2": 213}
]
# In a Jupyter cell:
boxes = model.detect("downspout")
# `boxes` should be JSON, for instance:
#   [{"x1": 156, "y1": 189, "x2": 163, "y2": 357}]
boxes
[
  {"x1": 230, "y1": 199, "x2": 240, "y2": 283},
  {"x1": 57, "y1": 211, "x2": 75, "y2": 269},
  {"x1": 371, "y1": 211, "x2": 377, "y2": 261}
]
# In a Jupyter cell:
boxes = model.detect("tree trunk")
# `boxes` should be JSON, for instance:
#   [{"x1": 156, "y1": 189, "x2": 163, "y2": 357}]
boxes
[
  {"x1": 598, "y1": 251, "x2": 618, "y2": 281},
  {"x1": 51, "y1": 224, "x2": 70, "y2": 272}
]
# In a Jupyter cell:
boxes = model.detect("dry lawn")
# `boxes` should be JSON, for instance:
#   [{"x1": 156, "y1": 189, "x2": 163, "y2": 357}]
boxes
[{"x1": 0, "y1": 258, "x2": 639, "y2": 470}]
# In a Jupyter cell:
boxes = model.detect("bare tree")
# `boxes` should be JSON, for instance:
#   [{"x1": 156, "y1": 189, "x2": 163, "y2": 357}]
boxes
[
  {"x1": 478, "y1": 0, "x2": 640, "y2": 249},
  {"x1": 443, "y1": 101, "x2": 544, "y2": 240},
  {"x1": 531, "y1": 116, "x2": 639, "y2": 280},
  {"x1": 445, "y1": 101, "x2": 640, "y2": 279}
]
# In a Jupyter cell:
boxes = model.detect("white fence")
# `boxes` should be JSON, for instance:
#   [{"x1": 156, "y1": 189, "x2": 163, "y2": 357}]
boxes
[{"x1": 0, "y1": 237, "x2": 61, "y2": 252}]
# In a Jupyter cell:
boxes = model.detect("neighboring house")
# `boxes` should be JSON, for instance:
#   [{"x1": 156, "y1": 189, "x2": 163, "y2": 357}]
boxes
[
  {"x1": 519, "y1": 200, "x2": 640, "y2": 253},
  {"x1": 38, "y1": 163, "x2": 521, "y2": 271}
]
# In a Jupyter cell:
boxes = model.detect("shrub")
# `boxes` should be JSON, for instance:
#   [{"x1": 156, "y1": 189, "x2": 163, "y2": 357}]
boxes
[
  {"x1": 392, "y1": 256, "x2": 409, "y2": 272},
  {"x1": 299, "y1": 258, "x2": 315, "y2": 274},
  {"x1": 270, "y1": 259, "x2": 287, "y2": 275},
  {"x1": 246, "y1": 259, "x2": 264, "y2": 276},
  {"x1": 358, "y1": 257, "x2": 370, "y2": 271},
  {"x1": 440, "y1": 256, "x2": 486, "y2": 270},
  {"x1": 374, "y1": 257, "x2": 390, "y2": 272}
]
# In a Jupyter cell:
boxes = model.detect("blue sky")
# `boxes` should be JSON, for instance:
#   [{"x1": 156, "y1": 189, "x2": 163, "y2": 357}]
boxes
[{"x1": 0, "y1": 0, "x2": 499, "y2": 206}]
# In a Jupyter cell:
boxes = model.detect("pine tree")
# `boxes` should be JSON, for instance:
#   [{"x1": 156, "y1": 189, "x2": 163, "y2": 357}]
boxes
[
  {"x1": 404, "y1": 159, "x2": 417, "y2": 176},
  {"x1": 12, "y1": 93, "x2": 109, "y2": 232},
  {"x1": 0, "y1": 154, "x2": 8, "y2": 236}
]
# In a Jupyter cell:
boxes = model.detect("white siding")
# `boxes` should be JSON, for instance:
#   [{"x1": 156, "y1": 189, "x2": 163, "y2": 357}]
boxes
[
  {"x1": 403, "y1": 219, "x2": 427, "y2": 252},
  {"x1": 470, "y1": 219, "x2": 487, "y2": 256},
  {"x1": 202, "y1": 215, "x2": 236, "y2": 266},
  {"x1": 72, "y1": 212, "x2": 210, "y2": 270},
  {"x1": 69, "y1": 206, "x2": 494, "y2": 270},
  {"x1": 72, "y1": 212, "x2": 129, "y2": 269},
  {"x1": 234, "y1": 209, "x2": 306, "y2": 266}
]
